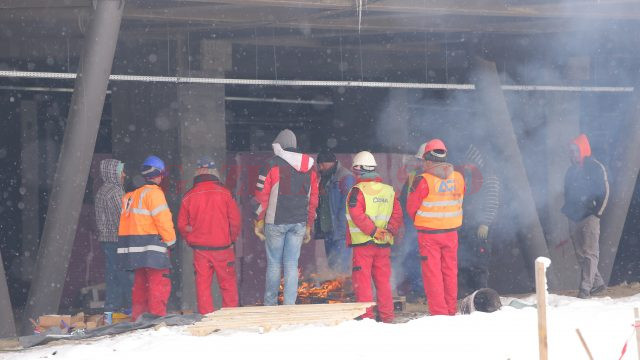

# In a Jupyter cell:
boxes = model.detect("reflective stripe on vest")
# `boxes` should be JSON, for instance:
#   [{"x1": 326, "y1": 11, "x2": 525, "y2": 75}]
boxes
[
  {"x1": 117, "y1": 234, "x2": 171, "y2": 270},
  {"x1": 346, "y1": 181, "x2": 395, "y2": 245},
  {"x1": 414, "y1": 171, "x2": 464, "y2": 230}
]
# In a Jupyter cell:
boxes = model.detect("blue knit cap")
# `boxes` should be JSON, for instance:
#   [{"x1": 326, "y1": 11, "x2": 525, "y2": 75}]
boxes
[{"x1": 197, "y1": 156, "x2": 216, "y2": 169}]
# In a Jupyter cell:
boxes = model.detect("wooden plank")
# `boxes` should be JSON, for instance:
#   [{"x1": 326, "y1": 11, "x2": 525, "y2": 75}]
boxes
[
  {"x1": 535, "y1": 258, "x2": 549, "y2": 360},
  {"x1": 575, "y1": 329, "x2": 594, "y2": 360},
  {"x1": 188, "y1": 302, "x2": 374, "y2": 336}
]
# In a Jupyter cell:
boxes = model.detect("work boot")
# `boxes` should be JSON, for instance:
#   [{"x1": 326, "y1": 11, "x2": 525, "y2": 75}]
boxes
[
  {"x1": 577, "y1": 290, "x2": 590, "y2": 299},
  {"x1": 590, "y1": 285, "x2": 607, "y2": 296}
]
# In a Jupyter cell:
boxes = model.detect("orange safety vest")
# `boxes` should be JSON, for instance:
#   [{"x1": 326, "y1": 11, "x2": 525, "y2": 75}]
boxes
[
  {"x1": 118, "y1": 184, "x2": 176, "y2": 270},
  {"x1": 413, "y1": 171, "x2": 464, "y2": 230}
]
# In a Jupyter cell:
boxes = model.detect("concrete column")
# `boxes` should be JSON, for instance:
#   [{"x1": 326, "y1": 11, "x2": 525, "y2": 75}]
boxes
[
  {"x1": 24, "y1": 0, "x2": 124, "y2": 328},
  {"x1": 599, "y1": 91, "x2": 640, "y2": 284},
  {"x1": 0, "y1": 250, "x2": 16, "y2": 339},
  {"x1": 20, "y1": 100, "x2": 39, "y2": 262},
  {"x1": 178, "y1": 39, "x2": 231, "y2": 311},
  {"x1": 472, "y1": 56, "x2": 558, "y2": 290}
]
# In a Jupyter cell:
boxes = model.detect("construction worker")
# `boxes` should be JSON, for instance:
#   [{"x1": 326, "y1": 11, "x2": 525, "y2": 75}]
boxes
[
  {"x1": 392, "y1": 142, "x2": 427, "y2": 300},
  {"x1": 457, "y1": 144, "x2": 501, "y2": 298},
  {"x1": 118, "y1": 155, "x2": 176, "y2": 320},
  {"x1": 407, "y1": 139, "x2": 465, "y2": 316},
  {"x1": 95, "y1": 158, "x2": 132, "y2": 313},
  {"x1": 346, "y1": 151, "x2": 402, "y2": 323},
  {"x1": 315, "y1": 149, "x2": 355, "y2": 275},
  {"x1": 178, "y1": 156, "x2": 241, "y2": 314},
  {"x1": 562, "y1": 134, "x2": 609, "y2": 299},
  {"x1": 253, "y1": 129, "x2": 319, "y2": 305}
]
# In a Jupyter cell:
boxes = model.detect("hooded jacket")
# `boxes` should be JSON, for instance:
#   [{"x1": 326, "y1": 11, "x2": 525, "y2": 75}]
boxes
[
  {"x1": 95, "y1": 159, "x2": 124, "y2": 243},
  {"x1": 254, "y1": 143, "x2": 319, "y2": 226},
  {"x1": 406, "y1": 162, "x2": 466, "y2": 232},
  {"x1": 562, "y1": 134, "x2": 609, "y2": 222}
]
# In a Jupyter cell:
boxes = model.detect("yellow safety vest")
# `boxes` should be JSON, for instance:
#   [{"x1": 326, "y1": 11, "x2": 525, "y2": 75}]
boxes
[
  {"x1": 346, "y1": 182, "x2": 396, "y2": 245},
  {"x1": 413, "y1": 171, "x2": 464, "y2": 230}
]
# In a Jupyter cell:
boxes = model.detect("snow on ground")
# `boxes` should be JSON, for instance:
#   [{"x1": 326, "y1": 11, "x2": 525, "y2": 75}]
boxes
[{"x1": 4, "y1": 293, "x2": 640, "y2": 360}]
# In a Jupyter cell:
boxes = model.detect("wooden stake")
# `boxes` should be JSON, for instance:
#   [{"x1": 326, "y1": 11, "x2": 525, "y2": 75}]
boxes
[
  {"x1": 634, "y1": 307, "x2": 640, "y2": 359},
  {"x1": 575, "y1": 329, "x2": 594, "y2": 360},
  {"x1": 535, "y1": 257, "x2": 550, "y2": 360}
]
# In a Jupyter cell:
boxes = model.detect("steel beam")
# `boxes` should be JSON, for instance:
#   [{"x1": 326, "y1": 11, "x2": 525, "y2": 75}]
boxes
[
  {"x1": 472, "y1": 56, "x2": 559, "y2": 290},
  {"x1": 23, "y1": 0, "x2": 124, "y2": 331},
  {"x1": 0, "y1": 250, "x2": 16, "y2": 338},
  {"x1": 599, "y1": 91, "x2": 640, "y2": 284}
]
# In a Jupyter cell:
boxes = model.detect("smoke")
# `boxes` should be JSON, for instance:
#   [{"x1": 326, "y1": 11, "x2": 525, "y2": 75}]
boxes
[{"x1": 376, "y1": 2, "x2": 640, "y2": 293}]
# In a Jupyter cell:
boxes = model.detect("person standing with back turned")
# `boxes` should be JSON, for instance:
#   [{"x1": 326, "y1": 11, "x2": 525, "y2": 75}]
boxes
[
  {"x1": 407, "y1": 139, "x2": 465, "y2": 316},
  {"x1": 346, "y1": 151, "x2": 402, "y2": 323},
  {"x1": 118, "y1": 155, "x2": 176, "y2": 320}
]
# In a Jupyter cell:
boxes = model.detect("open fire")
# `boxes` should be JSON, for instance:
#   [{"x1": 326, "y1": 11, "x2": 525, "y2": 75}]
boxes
[{"x1": 278, "y1": 271, "x2": 353, "y2": 304}]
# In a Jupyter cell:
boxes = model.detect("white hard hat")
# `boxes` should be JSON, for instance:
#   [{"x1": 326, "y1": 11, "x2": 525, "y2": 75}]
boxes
[{"x1": 352, "y1": 151, "x2": 377, "y2": 171}]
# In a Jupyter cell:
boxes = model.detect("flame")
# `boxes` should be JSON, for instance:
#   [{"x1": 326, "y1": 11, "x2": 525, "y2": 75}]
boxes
[{"x1": 276, "y1": 270, "x2": 350, "y2": 304}]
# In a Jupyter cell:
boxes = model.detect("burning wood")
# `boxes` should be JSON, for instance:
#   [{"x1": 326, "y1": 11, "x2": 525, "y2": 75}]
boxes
[{"x1": 277, "y1": 273, "x2": 353, "y2": 304}]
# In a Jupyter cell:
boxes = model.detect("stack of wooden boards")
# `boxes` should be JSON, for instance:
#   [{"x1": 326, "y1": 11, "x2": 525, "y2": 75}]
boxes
[{"x1": 189, "y1": 302, "x2": 375, "y2": 336}]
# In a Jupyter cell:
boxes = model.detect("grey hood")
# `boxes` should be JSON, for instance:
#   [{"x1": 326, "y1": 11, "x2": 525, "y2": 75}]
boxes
[
  {"x1": 100, "y1": 159, "x2": 123, "y2": 185},
  {"x1": 273, "y1": 129, "x2": 297, "y2": 150}
]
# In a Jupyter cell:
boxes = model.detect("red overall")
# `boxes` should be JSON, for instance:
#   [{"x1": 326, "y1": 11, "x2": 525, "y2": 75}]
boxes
[
  {"x1": 346, "y1": 176, "x2": 403, "y2": 323},
  {"x1": 407, "y1": 163, "x2": 464, "y2": 316}
]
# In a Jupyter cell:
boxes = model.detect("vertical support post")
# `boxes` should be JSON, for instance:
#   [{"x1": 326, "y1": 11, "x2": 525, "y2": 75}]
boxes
[
  {"x1": 599, "y1": 91, "x2": 640, "y2": 284},
  {"x1": 535, "y1": 257, "x2": 550, "y2": 360},
  {"x1": 473, "y1": 56, "x2": 558, "y2": 289},
  {"x1": 20, "y1": 100, "x2": 39, "y2": 266},
  {"x1": 24, "y1": 0, "x2": 124, "y2": 329},
  {"x1": 0, "y1": 250, "x2": 16, "y2": 338},
  {"x1": 178, "y1": 39, "x2": 231, "y2": 311}
]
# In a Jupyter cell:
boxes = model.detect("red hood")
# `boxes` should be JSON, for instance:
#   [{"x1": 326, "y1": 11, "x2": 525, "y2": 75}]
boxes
[
  {"x1": 356, "y1": 176, "x2": 383, "y2": 184},
  {"x1": 573, "y1": 134, "x2": 592, "y2": 164},
  {"x1": 424, "y1": 162, "x2": 454, "y2": 179}
]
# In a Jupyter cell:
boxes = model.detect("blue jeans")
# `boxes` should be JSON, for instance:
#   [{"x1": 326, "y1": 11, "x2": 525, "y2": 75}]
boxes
[
  {"x1": 264, "y1": 222, "x2": 306, "y2": 305},
  {"x1": 102, "y1": 242, "x2": 133, "y2": 312}
]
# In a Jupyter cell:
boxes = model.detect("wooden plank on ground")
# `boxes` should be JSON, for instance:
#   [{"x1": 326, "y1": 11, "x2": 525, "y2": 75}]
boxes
[{"x1": 188, "y1": 302, "x2": 375, "y2": 336}]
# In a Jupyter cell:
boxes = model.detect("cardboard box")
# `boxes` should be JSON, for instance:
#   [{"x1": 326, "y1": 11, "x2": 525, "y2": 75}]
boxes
[
  {"x1": 71, "y1": 321, "x2": 86, "y2": 329},
  {"x1": 38, "y1": 315, "x2": 71, "y2": 329},
  {"x1": 70, "y1": 312, "x2": 84, "y2": 325},
  {"x1": 87, "y1": 314, "x2": 104, "y2": 327},
  {"x1": 86, "y1": 321, "x2": 97, "y2": 330}
]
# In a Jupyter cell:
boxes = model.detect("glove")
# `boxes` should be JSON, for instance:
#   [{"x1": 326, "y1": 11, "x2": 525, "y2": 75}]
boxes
[
  {"x1": 477, "y1": 224, "x2": 489, "y2": 240},
  {"x1": 303, "y1": 226, "x2": 312, "y2": 244},
  {"x1": 254, "y1": 219, "x2": 266, "y2": 241},
  {"x1": 373, "y1": 228, "x2": 391, "y2": 242}
]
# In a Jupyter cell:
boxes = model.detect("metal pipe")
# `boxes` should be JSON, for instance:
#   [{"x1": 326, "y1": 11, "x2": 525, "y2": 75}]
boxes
[
  {"x1": 0, "y1": 70, "x2": 634, "y2": 92},
  {"x1": 472, "y1": 56, "x2": 559, "y2": 290},
  {"x1": 599, "y1": 90, "x2": 640, "y2": 284},
  {"x1": 23, "y1": 0, "x2": 124, "y2": 332}
]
